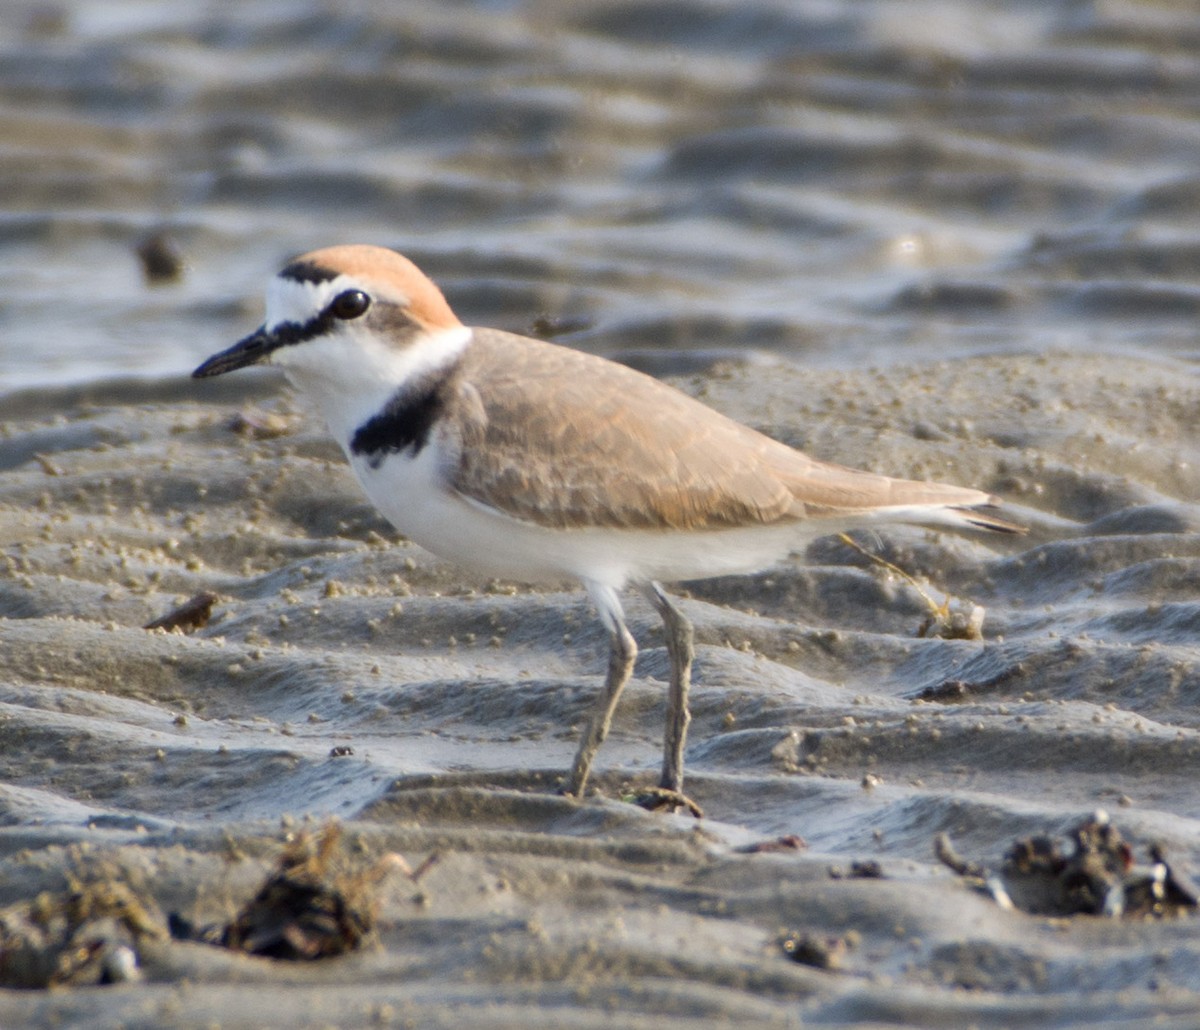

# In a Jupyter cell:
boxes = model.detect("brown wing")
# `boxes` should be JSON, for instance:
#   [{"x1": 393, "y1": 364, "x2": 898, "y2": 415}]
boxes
[{"x1": 447, "y1": 329, "x2": 995, "y2": 532}]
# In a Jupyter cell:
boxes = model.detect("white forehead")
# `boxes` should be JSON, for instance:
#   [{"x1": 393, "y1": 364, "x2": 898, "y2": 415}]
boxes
[
  {"x1": 264, "y1": 275, "x2": 346, "y2": 329},
  {"x1": 264, "y1": 273, "x2": 415, "y2": 330}
]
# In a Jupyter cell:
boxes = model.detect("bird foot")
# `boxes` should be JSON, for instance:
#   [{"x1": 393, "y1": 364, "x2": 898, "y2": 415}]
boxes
[{"x1": 630, "y1": 787, "x2": 703, "y2": 819}]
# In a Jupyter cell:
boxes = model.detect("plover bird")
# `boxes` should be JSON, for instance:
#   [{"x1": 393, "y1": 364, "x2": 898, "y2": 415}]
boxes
[{"x1": 194, "y1": 245, "x2": 1020, "y2": 810}]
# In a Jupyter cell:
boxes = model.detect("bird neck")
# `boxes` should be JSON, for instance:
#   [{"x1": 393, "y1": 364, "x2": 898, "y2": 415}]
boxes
[{"x1": 280, "y1": 324, "x2": 472, "y2": 447}]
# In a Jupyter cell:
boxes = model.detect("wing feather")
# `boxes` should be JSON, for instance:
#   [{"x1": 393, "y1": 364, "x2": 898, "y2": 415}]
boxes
[{"x1": 446, "y1": 329, "x2": 998, "y2": 532}]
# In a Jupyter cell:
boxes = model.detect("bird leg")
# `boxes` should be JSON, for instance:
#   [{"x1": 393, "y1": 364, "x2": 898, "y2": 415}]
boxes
[
  {"x1": 641, "y1": 582, "x2": 694, "y2": 794},
  {"x1": 565, "y1": 612, "x2": 636, "y2": 799},
  {"x1": 566, "y1": 581, "x2": 701, "y2": 817}
]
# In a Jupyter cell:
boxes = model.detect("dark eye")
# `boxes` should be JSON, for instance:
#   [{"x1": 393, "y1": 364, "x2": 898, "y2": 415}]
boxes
[{"x1": 330, "y1": 289, "x2": 371, "y2": 320}]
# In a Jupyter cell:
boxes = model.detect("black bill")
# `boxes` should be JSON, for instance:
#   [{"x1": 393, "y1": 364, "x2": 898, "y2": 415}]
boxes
[{"x1": 192, "y1": 326, "x2": 276, "y2": 378}]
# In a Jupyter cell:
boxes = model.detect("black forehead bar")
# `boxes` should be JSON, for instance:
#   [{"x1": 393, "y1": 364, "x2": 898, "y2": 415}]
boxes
[
  {"x1": 280, "y1": 259, "x2": 340, "y2": 284},
  {"x1": 267, "y1": 264, "x2": 350, "y2": 346}
]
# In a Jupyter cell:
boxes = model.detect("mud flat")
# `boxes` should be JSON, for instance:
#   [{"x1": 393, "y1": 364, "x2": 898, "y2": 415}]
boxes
[{"x1": 4, "y1": 349, "x2": 1200, "y2": 1026}]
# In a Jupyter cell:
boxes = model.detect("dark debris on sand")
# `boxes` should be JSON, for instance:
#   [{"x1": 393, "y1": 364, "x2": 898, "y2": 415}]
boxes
[
  {"x1": 0, "y1": 857, "x2": 167, "y2": 989},
  {"x1": 134, "y1": 231, "x2": 186, "y2": 285},
  {"x1": 0, "y1": 825, "x2": 439, "y2": 991},
  {"x1": 143, "y1": 590, "x2": 218, "y2": 634},
  {"x1": 779, "y1": 929, "x2": 856, "y2": 970},
  {"x1": 937, "y1": 811, "x2": 1199, "y2": 919},
  {"x1": 176, "y1": 823, "x2": 436, "y2": 961}
]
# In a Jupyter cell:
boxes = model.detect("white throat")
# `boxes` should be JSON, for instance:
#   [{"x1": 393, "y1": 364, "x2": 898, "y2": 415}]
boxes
[{"x1": 262, "y1": 275, "x2": 471, "y2": 446}]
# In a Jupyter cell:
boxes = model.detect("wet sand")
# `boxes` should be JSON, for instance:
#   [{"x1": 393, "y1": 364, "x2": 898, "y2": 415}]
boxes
[{"x1": 4, "y1": 350, "x2": 1200, "y2": 1025}]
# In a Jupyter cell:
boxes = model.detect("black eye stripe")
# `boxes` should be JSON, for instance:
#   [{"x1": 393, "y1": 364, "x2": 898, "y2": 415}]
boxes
[
  {"x1": 263, "y1": 290, "x2": 375, "y2": 348},
  {"x1": 267, "y1": 308, "x2": 338, "y2": 348}
]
